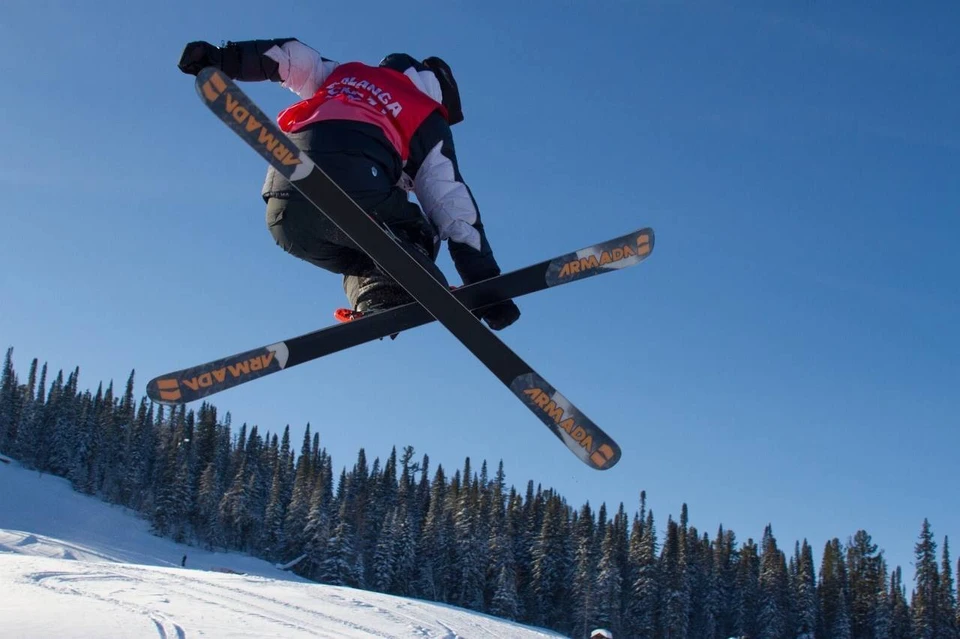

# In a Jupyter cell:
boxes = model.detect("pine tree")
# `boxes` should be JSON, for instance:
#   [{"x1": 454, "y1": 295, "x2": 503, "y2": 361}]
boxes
[
  {"x1": 319, "y1": 484, "x2": 361, "y2": 587},
  {"x1": 283, "y1": 425, "x2": 314, "y2": 558},
  {"x1": 197, "y1": 461, "x2": 226, "y2": 549},
  {"x1": 793, "y1": 539, "x2": 818, "y2": 638},
  {"x1": 0, "y1": 347, "x2": 20, "y2": 452},
  {"x1": 819, "y1": 538, "x2": 853, "y2": 639},
  {"x1": 530, "y1": 492, "x2": 571, "y2": 630},
  {"x1": 371, "y1": 507, "x2": 397, "y2": 592},
  {"x1": 490, "y1": 563, "x2": 521, "y2": 621},
  {"x1": 889, "y1": 567, "x2": 912, "y2": 639},
  {"x1": 417, "y1": 464, "x2": 454, "y2": 602},
  {"x1": 661, "y1": 515, "x2": 690, "y2": 639},
  {"x1": 847, "y1": 529, "x2": 884, "y2": 639},
  {"x1": 912, "y1": 519, "x2": 940, "y2": 639},
  {"x1": 626, "y1": 506, "x2": 659, "y2": 639},
  {"x1": 594, "y1": 511, "x2": 625, "y2": 637},
  {"x1": 303, "y1": 455, "x2": 335, "y2": 579},
  {"x1": 757, "y1": 524, "x2": 790, "y2": 639},
  {"x1": 18, "y1": 362, "x2": 48, "y2": 469},
  {"x1": 453, "y1": 458, "x2": 485, "y2": 611},
  {"x1": 939, "y1": 537, "x2": 959, "y2": 639},
  {"x1": 489, "y1": 490, "x2": 520, "y2": 621},
  {"x1": 68, "y1": 389, "x2": 97, "y2": 494},
  {"x1": 571, "y1": 502, "x2": 598, "y2": 636},
  {"x1": 390, "y1": 493, "x2": 419, "y2": 597},
  {"x1": 873, "y1": 557, "x2": 892, "y2": 639},
  {"x1": 260, "y1": 457, "x2": 287, "y2": 560},
  {"x1": 735, "y1": 538, "x2": 760, "y2": 638}
]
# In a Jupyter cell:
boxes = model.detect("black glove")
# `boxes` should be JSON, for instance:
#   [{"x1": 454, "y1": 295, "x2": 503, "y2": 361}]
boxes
[
  {"x1": 177, "y1": 41, "x2": 221, "y2": 76},
  {"x1": 476, "y1": 300, "x2": 520, "y2": 331}
]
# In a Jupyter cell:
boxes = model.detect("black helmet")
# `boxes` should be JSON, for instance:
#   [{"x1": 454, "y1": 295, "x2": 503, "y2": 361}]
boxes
[
  {"x1": 421, "y1": 56, "x2": 463, "y2": 125},
  {"x1": 380, "y1": 53, "x2": 464, "y2": 126}
]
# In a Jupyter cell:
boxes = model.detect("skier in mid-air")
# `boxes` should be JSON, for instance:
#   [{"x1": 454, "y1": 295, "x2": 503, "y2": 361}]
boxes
[{"x1": 177, "y1": 38, "x2": 520, "y2": 330}]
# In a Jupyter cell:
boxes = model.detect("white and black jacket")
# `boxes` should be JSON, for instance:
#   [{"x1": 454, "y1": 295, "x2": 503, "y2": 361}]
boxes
[{"x1": 216, "y1": 38, "x2": 503, "y2": 286}]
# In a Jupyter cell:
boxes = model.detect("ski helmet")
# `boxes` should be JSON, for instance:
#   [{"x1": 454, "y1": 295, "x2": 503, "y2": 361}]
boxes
[
  {"x1": 590, "y1": 630, "x2": 613, "y2": 639},
  {"x1": 378, "y1": 53, "x2": 464, "y2": 126},
  {"x1": 421, "y1": 56, "x2": 464, "y2": 125}
]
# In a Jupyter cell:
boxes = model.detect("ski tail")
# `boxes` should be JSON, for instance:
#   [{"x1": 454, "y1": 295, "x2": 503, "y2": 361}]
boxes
[
  {"x1": 512, "y1": 373, "x2": 620, "y2": 469},
  {"x1": 147, "y1": 344, "x2": 289, "y2": 404}
]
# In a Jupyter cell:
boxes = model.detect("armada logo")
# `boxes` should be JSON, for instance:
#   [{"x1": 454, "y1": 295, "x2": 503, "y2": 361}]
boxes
[
  {"x1": 200, "y1": 71, "x2": 301, "y2": 167},
  {"x1": 154, "y1": 352, "x2": 278, "y2": 402},
  {"x1": 180, "y1": 351, "x2": 278, "y2": 392},
  {"x1": 522, "y1": 388, "x2": 616, "y2": 468},
  {"x1": 556, "y1": 233, "x2": 652, "y2": 279}
]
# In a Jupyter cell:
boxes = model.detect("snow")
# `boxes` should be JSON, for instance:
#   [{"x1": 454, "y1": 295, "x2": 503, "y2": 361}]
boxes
[{"x1": 0, "y1": 459, "x2": 566, "y2": 638}]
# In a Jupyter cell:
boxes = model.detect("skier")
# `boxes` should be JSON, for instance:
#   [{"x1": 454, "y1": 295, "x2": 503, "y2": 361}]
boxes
[{"x1": 177, "y1": 38, "x2": 520, "y2": 330}]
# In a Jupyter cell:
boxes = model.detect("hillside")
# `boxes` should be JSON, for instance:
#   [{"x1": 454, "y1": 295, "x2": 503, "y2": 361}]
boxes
[{"x1": 0, "y1": 456, "x2": 565, "y2": 638}]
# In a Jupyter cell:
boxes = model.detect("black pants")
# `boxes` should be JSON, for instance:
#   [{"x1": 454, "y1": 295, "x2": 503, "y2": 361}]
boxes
[{"x1": 263, "y1": 122, "x2": 446, "y2": 309}]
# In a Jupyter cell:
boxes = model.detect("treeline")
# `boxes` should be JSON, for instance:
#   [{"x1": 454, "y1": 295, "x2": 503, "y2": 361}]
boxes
[{"x1": 0, "y1": 347, "x2": 958, "y2": 639}]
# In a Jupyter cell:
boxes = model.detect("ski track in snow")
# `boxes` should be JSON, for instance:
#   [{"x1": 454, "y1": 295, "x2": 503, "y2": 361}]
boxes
[{"x1": 26, "y1": 567, "x2": 187, "y2": 639}]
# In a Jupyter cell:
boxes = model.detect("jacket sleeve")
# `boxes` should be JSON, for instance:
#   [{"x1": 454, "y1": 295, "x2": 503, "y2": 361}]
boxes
[
  {"x1": 220, "y1": 39, "x2": 339, "y2": 98},
  {"x1": 406, "y1": 112, "x2": 503, "y2": 285}
]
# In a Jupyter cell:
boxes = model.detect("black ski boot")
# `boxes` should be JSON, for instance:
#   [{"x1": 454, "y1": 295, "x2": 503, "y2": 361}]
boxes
[{"x1": 344, "y1": 235, "x2": 449, "y2": 315}]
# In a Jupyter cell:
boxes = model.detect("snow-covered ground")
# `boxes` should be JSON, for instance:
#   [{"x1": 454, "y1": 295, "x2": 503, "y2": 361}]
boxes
[{"x1": 0, "y1": 456, "x2": 566, "y2": 638}]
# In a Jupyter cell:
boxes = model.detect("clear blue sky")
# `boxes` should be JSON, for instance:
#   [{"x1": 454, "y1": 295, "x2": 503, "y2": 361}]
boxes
[{"x1": 2, "y1": 0, "x2": 957, "y2": 584}]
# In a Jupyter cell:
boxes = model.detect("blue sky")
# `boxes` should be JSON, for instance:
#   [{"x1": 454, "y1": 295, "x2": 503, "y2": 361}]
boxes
[{"x1": 1, "y1": 0, "x2": 957, "y2": 583}]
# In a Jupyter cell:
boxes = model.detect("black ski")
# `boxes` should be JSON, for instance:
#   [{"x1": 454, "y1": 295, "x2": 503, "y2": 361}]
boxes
[
  {"x1": 147, "y1": 226, "x2": 654, "y2": 404},
  {"x1": 173, "y1": 68, "x2": 648, "y2": 470}
]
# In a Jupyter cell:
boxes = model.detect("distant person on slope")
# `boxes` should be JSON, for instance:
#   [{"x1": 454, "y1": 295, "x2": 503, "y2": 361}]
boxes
[{"x1": 176, "y1": 38, "x2": 520, "y2": 330}]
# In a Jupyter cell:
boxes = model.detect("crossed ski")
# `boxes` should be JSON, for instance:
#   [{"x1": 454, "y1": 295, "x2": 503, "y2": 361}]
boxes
[{"x1": 149, "y1": 69, "x2": 656, "y2": 470}]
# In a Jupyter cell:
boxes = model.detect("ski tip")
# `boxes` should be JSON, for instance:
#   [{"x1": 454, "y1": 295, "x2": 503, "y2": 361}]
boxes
[
  {"x1": 146, "y1": 376, "x2": 184, "y2": 405},
  {"x1": 545, "y1": 227, "x2": 655, "y2": 287}
]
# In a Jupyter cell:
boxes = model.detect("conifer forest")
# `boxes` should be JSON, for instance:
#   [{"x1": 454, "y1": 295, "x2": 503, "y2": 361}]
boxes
[{"x1": 1, "y1": 346, "x2": 957, "y2": 639}]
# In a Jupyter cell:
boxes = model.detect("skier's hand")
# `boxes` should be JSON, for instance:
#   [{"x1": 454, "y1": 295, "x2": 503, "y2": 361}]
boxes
[
  {"x1": 476, "y1": 300, "x2": 520, "y2": 331},
  {"x1": 177, "y1": 41, "x2": 221, "y2": 76}
]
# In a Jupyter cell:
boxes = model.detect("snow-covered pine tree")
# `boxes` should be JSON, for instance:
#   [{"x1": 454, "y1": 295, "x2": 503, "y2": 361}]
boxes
[
  {"x1": 791, "y1": 539, "x2": 818, "y2": 638},
  {"x1": 660, "y1": 515, "x2": 690, "y2": 639},
  {"x1": 0, "y1": 347, "x2": 20, "y2": 453},
  {"x1": 318, "y1": 479, "x2": 361, "y2": 587},
  {"x1": 846, "y1": 529, "x2": 885, "y2": 639},
  {"x1": 571, "y1": 502, "x2": 598, "y2": 636},
  {"x1": 302, "y1": 457, "x2": 335, "y2": 579},
  {"x1": 283, "y1": 425, "x2": 314, "y2": 558},
  {"x1": 939, "y1": 537, "x2": 959, "y2": 639},
  {"x1": 873, "y1": 556, "x2": 892, "y2": 639},
  {"x1": 757, "y1": 524, "x2": 790, "y2": 639},
  {"x1": 371, "y1": 507, "x2": 397, "y2": 592},
  {"x1": 49, "y1": 368, "x2": 80, "y2": 481},
  {"x1": 629, "y1": 509, "x2": 659, "y2": 638},
  {"x1": 819, "y1": 538, "x2": 853, "y2": 639},
  {"x1": 489, "y1": 491, "x2": 520, "y2": 620},
  {"x1": 417, "y1": 464, "x2": 453, "y2": 601},
  {"x1": 530, "y1": 491, "x2": 572, "y2": 631},
  {"x1": 594, "y1": 511, "x2": 624, "y2": 637},
  {"x1": 734, "y1": 538, "x2": 760, "y2": 638},
  {"x1": 453, "y1": 458, "x2": 486, "y2": 611},
  {"x1": 889, "y1": 567, "x2": 912, "y2": 639},
  {"x1": 260, "y1": 456, "x2": 287, "y2": 560},
  {"x1": 390, "y1": 493, "x2": 419, "y2": 596},
  {"x1": 912, "y1": 519, "x2": 941, "y2": 639}
]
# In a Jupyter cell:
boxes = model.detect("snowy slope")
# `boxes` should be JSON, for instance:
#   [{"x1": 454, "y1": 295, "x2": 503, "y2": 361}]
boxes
[{"x1": 0, "y1": 458, "x2": 566, "y2": 638}]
